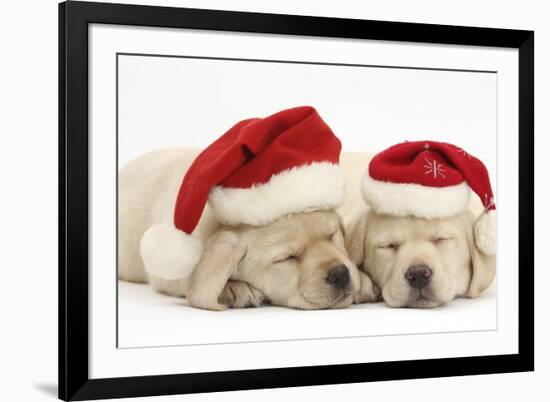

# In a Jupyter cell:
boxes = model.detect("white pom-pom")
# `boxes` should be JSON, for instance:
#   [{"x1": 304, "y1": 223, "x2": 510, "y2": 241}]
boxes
[
  {"x1": 474, "y1": 210, "x2": 496, "y2": 256},
  {"x1": 140, "y1": 224, "x2": 203, "y2": 280}
]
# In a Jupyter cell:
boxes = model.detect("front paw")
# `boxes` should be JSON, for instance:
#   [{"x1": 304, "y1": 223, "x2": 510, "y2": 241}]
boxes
[
  {"x1": 354, "y1": 271, "x2": 381, "y2": 304},
  {"x1": 219, "y1": 280, "x2": 267, "y2": 308}
]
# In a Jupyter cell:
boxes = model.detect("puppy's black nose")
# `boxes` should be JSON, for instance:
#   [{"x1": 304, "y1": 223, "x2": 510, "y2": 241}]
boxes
[
  {"x1": 326, "y1": 265, "x2": 350, "y2": 289},
  {"x1": 405, "y1": 265, "x2": 432, "y2": 289}
]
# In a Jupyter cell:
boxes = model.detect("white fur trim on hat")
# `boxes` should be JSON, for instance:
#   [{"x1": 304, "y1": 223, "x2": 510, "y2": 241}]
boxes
[
  {"x1": 362, "y1": 173, "x2": 471, "y2": 219},
  {"x1": 208, "y1": 162, "x2": 346, "y2": 226},
  {"x1": 140, "y1": 224, "x2": 203, "y2": 280},
  {"x1": 474, "y1": 210, "x2": 496, "y2": 256}
]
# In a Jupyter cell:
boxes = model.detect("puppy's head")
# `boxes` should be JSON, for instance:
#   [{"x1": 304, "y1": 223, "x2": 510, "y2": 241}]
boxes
[
  {"x1": 346, "y1": 210, "x2": 495, "y2": 308},
  {"x1": 189, "y1": 210, "x2": 360, "y2": 310}
]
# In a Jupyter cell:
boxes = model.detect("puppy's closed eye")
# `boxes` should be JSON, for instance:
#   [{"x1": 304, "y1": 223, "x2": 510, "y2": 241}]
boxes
[
  {"x1": 273, "y1": 254, "x2": 298, "y2": 264},
  {"x1": 378, "y1": 243, "x2": 399, "y2": 251},
  {"x1": 432, "y1": 236, "x2": 453, "y2": 245}
]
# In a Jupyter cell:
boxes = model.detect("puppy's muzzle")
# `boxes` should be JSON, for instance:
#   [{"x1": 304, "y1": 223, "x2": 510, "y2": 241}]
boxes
[
  {"x1": 325, "y1": 265, "x2": 351, "y2": 289},
  {"x1": 405, "y1": 265, "x2": 432, "y2": 289}
]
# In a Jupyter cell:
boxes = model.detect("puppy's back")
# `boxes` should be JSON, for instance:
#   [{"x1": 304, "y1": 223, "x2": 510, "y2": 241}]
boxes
[
  {"x1": 118, "y1": 148, "x2": 200, "y2": 283},
  {"x1": 337, "y1": 152, "x2": 374, "y2": 228}
]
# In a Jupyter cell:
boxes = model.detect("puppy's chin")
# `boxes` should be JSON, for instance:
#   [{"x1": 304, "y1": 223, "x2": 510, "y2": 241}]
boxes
[
  {"x1": 294, "y1": 289, "x2": 354, "y2": 310},
  {"x1": 327, "y1": 293, "x2": 354, "y2": 309},
  {"x1": 383, "y1": 285, "x2": 445, "y2": 308},
  {"x1": 407, "y1": 294, "x2": 442, "y2": 308}
]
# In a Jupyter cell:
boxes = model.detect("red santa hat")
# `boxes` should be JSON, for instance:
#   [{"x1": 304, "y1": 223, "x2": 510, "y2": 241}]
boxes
[
  {"x1": 140, "y1": 106, "x2": 346, "y2": 280},
  {"x1": 362, "y1": 141, "x2": 496, "y2": 255}
]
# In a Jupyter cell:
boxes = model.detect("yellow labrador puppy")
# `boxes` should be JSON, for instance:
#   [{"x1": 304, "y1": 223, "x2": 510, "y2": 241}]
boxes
[
  {"x1": 119, "y1": 148, "x2": 378, "y2": 311},
  {"x1": 339, "y1": 148, "x2": 496, "y2": 308}
]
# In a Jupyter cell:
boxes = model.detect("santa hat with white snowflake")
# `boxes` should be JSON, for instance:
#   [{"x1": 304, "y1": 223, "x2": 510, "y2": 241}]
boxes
[
  {"x1": 140, "y1": 106, "x2": 346, "y2": 280},
  {"x1": 362, "y1": 141, "x2": 496, "y2": 255}
]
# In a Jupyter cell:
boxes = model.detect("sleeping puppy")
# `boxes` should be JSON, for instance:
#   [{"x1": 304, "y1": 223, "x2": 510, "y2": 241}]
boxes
[
  {"x1": 344, "y1": 209, "x2": 495, "y2": 308},
  {"x1": 118, "y1": 148, "x2": 378, "y2": 311},
  {"x1": 185, "y1": 210, "x2": 371, "y2": 310},
  {"x1": 339, "y1": 146, "x2": 496, "y2": 308}
]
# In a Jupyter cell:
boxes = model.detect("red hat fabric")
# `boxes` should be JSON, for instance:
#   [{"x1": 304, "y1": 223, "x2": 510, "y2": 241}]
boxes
[
  {"x1": 174, "y1": 106, "x2": 345, "y2": 232},
  {"x1": 140, "y1": 106, "x2": 346, "y2": 280},
  {"x1": 362, "y1": 141, "x2": 496, "y2": 255}
]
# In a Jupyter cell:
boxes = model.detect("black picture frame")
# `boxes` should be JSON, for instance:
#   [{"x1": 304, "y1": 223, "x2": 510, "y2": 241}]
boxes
[{"x1": 59, "y1": 1, "x2": 534, "y2": 400}]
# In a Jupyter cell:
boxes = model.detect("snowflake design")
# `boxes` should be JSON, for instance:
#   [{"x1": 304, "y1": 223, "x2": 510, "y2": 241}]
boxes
[
  {"x1": 424, "y1": 158, "x2": 446, "y2": 179},
  {"x1": 423, "y1": 143, "x2": 430, "y2": 150},
  {"x1": 455, "y1": 147, "x2": 472, "y2": 159}
]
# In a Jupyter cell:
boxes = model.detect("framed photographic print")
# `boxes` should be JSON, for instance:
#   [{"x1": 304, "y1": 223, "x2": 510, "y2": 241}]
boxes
[{"x1": 59, "y1": 1, "x2": 534, "y2": 400}]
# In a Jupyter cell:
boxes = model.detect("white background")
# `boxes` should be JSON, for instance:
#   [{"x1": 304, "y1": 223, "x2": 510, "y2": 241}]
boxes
[
  {"x1": 118, "y1": 54, "x2": 497, "y2": 169},
  {"x1": 0, "y1": 0, "x2": 546, "y2": 401}
]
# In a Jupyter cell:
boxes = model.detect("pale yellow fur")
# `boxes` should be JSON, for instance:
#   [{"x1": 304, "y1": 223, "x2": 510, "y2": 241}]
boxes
[{"x1": 338, "y1": 153, "x2": 496, "y2": 308}]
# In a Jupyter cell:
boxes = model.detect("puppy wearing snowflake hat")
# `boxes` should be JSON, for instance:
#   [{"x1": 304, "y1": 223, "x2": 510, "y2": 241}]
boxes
[{"x1": 338, "y1": 141, "x2": 496, "y2": 308}]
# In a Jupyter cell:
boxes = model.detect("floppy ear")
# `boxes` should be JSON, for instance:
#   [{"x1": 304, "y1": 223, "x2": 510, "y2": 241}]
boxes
[
  {"x1": 343, "y1": 211, "x2": 368, "y2": 267},
  {"x1": 186, "y1": 230, "x2": 247, "y2": 311},
  {"x1": 465, "y1": 213, "x2": 496, "y2": 298}
]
